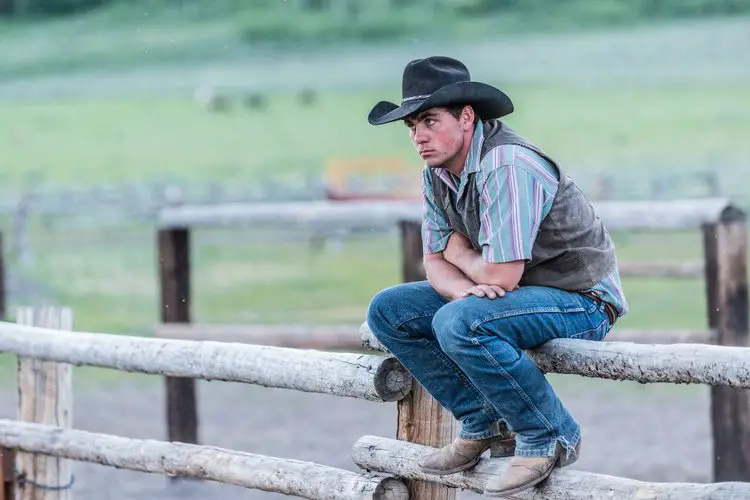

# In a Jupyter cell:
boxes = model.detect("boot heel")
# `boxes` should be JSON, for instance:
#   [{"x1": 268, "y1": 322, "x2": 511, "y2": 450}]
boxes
[{"x1": 489, "y1": 439, "x2": 516, "y2": 458}]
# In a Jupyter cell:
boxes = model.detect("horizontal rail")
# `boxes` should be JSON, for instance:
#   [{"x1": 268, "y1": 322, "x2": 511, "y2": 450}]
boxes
[
  {"x1": 360, "y1": 324, "x2": 748, "y2": 387},
  {"x1": 0, "y1": 322, "x2": 411, "y2": 402},
  {"x1": 158, "y1": 198, "x2": 744, "y2": 231},
  {"x1": 0, "y1": 420, "x2": 407, "y2": 500},
  {"x1": 155, "y1": 323, "x2": 364, "y2": 349},
  {"x1": 618, "y1": 260, "x2": 704, "y2": 279},
  {"x1": 351, "y1": 435, "x2": 750, "y2": 499}
]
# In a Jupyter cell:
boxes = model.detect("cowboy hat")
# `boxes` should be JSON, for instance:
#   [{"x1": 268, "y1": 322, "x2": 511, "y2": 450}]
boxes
[{"x1": 368, "y1": 56, "x2": 514, "y2": 126}]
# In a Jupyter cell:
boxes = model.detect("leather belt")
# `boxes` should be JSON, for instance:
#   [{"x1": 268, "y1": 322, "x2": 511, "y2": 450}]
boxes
[{"x1": 583, "y1": 292, "x2": 618, "y2": 327}]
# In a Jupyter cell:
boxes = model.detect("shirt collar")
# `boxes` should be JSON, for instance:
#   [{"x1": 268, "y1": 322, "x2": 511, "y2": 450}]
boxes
[{"x1": 464, "y1": 120, "x2": 485, "y2": 175}]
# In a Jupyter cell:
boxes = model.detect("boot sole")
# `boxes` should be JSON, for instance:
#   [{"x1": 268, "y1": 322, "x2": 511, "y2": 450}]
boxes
[
  {"x1": 483, "y1": 446, "x2": 580, "y2": 497},
  {"x1": 483, "y1": 462, "x2": 556, "y2": 497},
  {"x1": 418, "y1": 440, "x2": 516, "y2": 476}
]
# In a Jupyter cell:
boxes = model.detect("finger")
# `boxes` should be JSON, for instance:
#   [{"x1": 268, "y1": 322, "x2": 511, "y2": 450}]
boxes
[
  {"x1": 473, "y1": 284, "x2": 497, "y2": 299},
  {"x1": 467, "y1": 287, "x2": 485, "y2": 297},
  {"x1": 489, "y1": 285, "x2": 506, "y2": 297}
]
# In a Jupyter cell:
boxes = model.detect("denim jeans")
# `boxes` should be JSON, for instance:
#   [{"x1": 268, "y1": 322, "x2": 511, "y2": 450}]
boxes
[{"x1": 366, "y1": 281, "x2": 612, "y2": 458}]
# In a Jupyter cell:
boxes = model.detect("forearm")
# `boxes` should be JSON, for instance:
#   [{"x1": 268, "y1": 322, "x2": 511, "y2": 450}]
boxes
[
  {"x1": 423, "y1": 254, "x2": 475, "y2": 301},
  {"x1": 448, "y1": 247, "x2": 523, "y2": 290}
]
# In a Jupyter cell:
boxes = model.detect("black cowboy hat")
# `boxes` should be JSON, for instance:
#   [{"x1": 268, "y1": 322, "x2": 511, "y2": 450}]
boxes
[{"x1": 368, "y1": 56, "x2": 514, "y2": 126}]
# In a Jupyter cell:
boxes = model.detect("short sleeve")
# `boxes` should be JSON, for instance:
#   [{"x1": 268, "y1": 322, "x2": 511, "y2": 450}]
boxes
[
  {"x1": 421, "y1": 168, "x2": 453, "y2": 254},
  {"x1": 478, "y1": 164, "x2": 550, "y2": 263}
]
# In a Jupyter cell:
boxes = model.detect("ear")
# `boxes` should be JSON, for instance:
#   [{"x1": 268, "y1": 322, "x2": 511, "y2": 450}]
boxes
[{"x1": 461, "y1": 105, "x2": 475, "y2": 130}]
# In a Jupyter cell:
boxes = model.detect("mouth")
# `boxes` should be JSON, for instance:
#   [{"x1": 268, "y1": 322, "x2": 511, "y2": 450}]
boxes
[{"x1": 419, "y1": 150, "x2": 435, "y2": 158}]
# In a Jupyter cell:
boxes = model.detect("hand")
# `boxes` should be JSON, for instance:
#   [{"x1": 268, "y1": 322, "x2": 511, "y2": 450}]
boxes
[
  {"x1": 443, "y1": 231, "x2": 472, "y2": 264},
  {"x1": 459, "y1": 284, "x2": 509, "y2": 300}
]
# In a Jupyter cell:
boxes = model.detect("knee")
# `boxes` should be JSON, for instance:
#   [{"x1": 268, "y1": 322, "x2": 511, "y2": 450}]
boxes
[
  {"x1": 432, "y1": 301, "x2": 474, "y2": 354},
  {"x1": 366, "y1": 284, "x2": 411, "y2": 340}
]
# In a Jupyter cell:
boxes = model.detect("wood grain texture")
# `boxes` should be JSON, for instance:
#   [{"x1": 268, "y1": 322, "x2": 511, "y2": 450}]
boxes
[
  {"x1": 703, "y1": 218, "x2": 750, "y2": 482},
  {"x1": 0, "y1": 421, "x2": 408, "y2": 500},
  {"x1": 158, "y1": 228, "x2": 197, "y2": 447},
  {"x1": 352, "y1": 435, "x2": 750, "y2": 499},
  {"x1": 0, "y1": 324, "x2": 411, "y2": 402},
  {"x1": 155, "y1": 323, "x2": 364, "y2": 349},
  {"x1": 15, "y1": 308, "x2": 73, "y2": 500}
]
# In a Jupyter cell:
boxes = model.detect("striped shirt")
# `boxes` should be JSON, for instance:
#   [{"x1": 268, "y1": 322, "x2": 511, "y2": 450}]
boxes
[{"x1": 421, "y1": 121, "x2": 629, "y2": 317}]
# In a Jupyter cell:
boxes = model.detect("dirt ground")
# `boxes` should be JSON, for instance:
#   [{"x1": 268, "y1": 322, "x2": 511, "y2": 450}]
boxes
[{"x1": 0, "y1": 374, "x2": 712, "y2": 499}]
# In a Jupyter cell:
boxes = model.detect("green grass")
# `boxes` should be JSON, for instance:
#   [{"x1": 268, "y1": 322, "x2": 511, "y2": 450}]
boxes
[{"x1": 1, "y1": 83, "x2": 748, "y2": 188}]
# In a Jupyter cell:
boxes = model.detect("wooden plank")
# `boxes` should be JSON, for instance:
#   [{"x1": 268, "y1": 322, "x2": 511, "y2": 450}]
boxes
[
  {"x1": 351, "y1": 435, "x2": 750, "y2": 500},
  {"x1": 1, "y1": 447, "x2": 14, "y2": 500},
  {"x1": 396, "y1": 221, "x2": 456, "y2": 500},
  {"x1": 0, "y1": 325, "x2": 412, "y2": 403},
  {"x1": 155, "y1": 323, "x2": 364, "y2": 349},
  {"x1": 703, "y1": 213, "x2": 750, "y2": 482},
  {"x1": 0, "y1": 420, "x2": 408, "y2": 500},
  {"x1": 618, "y1": 260, "x2": 703, "y2": 279},
  {"x1": 15, "y1": 307, "x2": 73, "y2": 500},
  {"x1": 158, "y1": 228, "x2": 198, "y2": 448},
  {"x1": 361, "y1": 323, "x2": 748, "y2": 387},
  {"x1": 157, "y1": 198, "x2": 739, "y2": 232}
]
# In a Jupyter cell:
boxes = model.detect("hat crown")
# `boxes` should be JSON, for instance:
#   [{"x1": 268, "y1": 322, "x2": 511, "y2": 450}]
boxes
[{"x1": 401, "y1": 56, "x2": 470, "y2": 103}]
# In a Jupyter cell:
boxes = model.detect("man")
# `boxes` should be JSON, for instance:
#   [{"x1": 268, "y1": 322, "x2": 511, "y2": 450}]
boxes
[{"x1": 365, "y1": 56, "x2": 628, "y2": 496}]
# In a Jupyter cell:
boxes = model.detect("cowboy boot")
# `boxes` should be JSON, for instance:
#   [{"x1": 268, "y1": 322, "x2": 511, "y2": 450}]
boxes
[
  {"x1": 483, "y1": 438, "x2": 581, "y2": 497},
  {"x1": 418, "y1": 431, "x2": 516, "y2": 475}
]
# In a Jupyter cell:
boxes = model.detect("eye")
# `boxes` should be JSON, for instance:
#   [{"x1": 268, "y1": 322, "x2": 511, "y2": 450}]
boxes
[{"x1": 425, "y1": 118, "x2": 436, "y2": 126}]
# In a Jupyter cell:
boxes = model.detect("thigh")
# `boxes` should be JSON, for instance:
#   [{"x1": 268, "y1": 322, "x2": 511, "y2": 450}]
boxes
[
  {"x1": 439, "y1": 285, "x2": 609, "y2": 350},
  {"x1": 367, "y1": 280, "x2": 449, "y2": 332}
]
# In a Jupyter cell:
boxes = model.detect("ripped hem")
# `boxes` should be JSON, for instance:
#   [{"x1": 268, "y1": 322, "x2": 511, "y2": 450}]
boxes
[
  {"x1": 514, "y1": 429, "x2": 580, "y2": 460},
  {"x1": 458, "y1": 419, "x2": 508, "y2": 440}
]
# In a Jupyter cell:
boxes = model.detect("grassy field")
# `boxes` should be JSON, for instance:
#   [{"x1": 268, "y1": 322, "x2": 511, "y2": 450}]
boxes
[{"x1": 1, "y1": 82, "x2": 749, "y2": 188}]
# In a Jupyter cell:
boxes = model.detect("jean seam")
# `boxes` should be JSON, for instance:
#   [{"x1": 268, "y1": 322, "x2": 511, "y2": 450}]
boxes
[
  {"x1": 469, "y1": 306, "x2": 586, "y2": 331},
  {"x1": 393, "y1": 311, "x2": 438, "y2": 330},
  {"x1": 468, "y1": 334, "x2": 556, "y2": 435},
  {"x1": 569, "y1": 316, "x2": 608, "y2": 340}
]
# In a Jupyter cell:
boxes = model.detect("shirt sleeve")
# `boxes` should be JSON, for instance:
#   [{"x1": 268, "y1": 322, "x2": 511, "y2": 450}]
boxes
[
  {"x1": 478, "y1": 163, "x2": 549, "y2": 263},
  {"x1": 421, "y1": 168, "x2": 453, "y2": 254}
]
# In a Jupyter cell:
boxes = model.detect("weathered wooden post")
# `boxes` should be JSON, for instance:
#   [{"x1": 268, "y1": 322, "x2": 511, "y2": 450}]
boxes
[
  {"x1": 0, "y1": 233, "x2": 13, "y2": 500},
  {"x1": 157, "y1": 228, "x2": 198, "y2": 449},
  {"x1": 15, "y1": 307, "x2": 73, "y2": 500},
  {"x1": 702, "y1": 206, "x2": 749, "y2": 482},
  {"x1": 397, "y1": 220, "x2": 457, "y2": 500}
]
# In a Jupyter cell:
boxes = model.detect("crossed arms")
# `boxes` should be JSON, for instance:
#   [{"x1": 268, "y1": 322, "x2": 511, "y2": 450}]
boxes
[{"x1": 424, "y1": 231, "x2": 524, "y2": 302}]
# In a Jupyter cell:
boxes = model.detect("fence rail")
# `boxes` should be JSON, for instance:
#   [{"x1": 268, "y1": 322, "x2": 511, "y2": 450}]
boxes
[
  {"x1": 0, "y1": 420, "x2": 406, "y2": 500},
  {"x1": 0, "y1": 323, "x2": 411, "y2": 403}
]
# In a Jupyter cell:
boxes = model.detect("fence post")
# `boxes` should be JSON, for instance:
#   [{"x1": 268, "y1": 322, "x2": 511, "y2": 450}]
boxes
[
  {"x1": 702, "y1": 207, "x2": 749, "y2": 482},
  {"x1": 158, "y1": 229, "x2": 198, "y2": 451},
  {"x1": 397, "y1": 221, "x2": 457, "y2": 500},
  {"x1": 0, "y1": 233, "x2": 12, "y2": 500},
  {"x1": 15, "y1": 307, "x2": 73, "y2": 500}
]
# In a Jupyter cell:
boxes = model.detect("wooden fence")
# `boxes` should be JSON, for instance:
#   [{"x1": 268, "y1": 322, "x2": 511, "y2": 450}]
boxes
[
  {"x1": 0, "y1": 197, "x2": 747, "y2": 499},
  {"x1": 154, "y1": 197, "x2": 749, "y2": 499}
]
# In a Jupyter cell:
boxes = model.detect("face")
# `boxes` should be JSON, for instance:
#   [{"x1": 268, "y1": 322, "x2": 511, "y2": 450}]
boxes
[{"x1": 404, "y1": 106, "x2": 474, "y2": 168}]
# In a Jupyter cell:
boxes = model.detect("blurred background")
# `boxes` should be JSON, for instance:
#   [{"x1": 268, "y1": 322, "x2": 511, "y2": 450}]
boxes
[{"x1": 0, "y1": 1, "x2": 748, "y2": 498}]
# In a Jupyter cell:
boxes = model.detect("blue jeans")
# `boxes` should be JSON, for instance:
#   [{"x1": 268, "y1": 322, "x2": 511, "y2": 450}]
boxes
[{"x1": 366, "y1": 281, "x2": 612, "y2": 458}]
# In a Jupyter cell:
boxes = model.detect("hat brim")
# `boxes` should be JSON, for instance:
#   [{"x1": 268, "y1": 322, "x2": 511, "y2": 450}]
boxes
[{"x1": 368, "y1": 81, "x2": 513, "y2": 126}]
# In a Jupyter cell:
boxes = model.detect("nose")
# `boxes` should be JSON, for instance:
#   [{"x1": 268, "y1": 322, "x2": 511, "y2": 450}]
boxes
[{"x1": 413, "y1": 123, "x2": 429, "y2": 145}]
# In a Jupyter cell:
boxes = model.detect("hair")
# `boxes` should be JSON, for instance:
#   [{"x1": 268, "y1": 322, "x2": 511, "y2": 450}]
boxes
[{"x1": 446, "y1": 104, "x2": 480, "y2": 124}]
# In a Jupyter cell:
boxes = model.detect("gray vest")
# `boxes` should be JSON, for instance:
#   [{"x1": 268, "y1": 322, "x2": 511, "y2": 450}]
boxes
[{"x1": 431, "y1": 120, "x2": 616, "y2": 291}]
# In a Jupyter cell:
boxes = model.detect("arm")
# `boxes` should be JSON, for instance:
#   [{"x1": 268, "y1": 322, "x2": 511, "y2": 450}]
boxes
[
  {"x1": 445, "y1": 159, "x2": 553, "y2": 290},
  {"x1": 419, "y1": 168, "x2": 477, "y2": 300},
  {"x1": 423, "y1": 252, "x2": 476, "y2": 301},
  {"x1": 443, "y1": 234, "x2": 524, "y2": 290}
]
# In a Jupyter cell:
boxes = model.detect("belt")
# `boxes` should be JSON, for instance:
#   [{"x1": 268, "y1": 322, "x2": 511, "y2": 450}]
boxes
[{"x1": 583, "y1": 292, "x2": 618, "y2": 327}]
